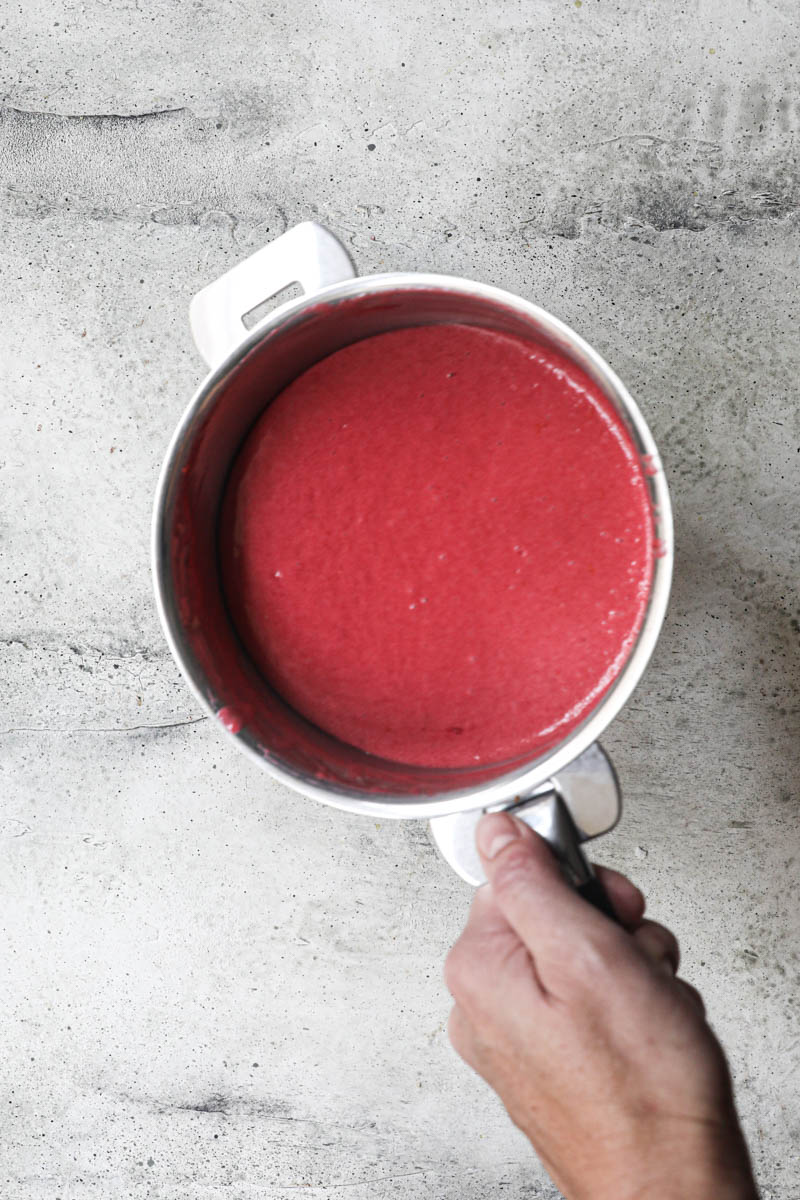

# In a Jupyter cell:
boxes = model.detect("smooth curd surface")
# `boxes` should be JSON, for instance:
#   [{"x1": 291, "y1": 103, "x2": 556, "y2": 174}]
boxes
[{"x1": 221, "y1": 324, "x2": 653, "y2": 767}]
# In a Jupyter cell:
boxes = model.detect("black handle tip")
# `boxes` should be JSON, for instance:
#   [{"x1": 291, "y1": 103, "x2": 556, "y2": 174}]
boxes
[{"x1": 577, "y1": 876, "x2": 621, "y2": 924}]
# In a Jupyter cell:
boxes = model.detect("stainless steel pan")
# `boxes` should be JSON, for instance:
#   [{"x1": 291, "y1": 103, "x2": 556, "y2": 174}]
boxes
[{"x1": 152, "y1": 222, "x2": 672, "y2": 897}]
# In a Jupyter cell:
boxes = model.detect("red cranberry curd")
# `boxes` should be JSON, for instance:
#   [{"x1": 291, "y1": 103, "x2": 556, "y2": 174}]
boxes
[{"x1": 220, "y1": 323, "x2": 653, "y2": 768}]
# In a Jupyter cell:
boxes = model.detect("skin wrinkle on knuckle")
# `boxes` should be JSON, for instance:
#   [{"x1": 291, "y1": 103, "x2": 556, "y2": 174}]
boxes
[
  {"x1": 498, "y1": 934, "x2": 534, "y2": 977},
  {"x1": 561, "y1": 930, "x2": 627, "y2": 991},
  {"x1": 491, "y1": 934, "x2": 545, "y2": 1001}
]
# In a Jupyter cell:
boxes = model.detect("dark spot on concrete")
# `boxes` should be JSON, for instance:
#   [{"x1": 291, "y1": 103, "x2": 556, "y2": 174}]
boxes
[{"x1": 178, "y1": 1094, "x2": 230, "y2": 1114}]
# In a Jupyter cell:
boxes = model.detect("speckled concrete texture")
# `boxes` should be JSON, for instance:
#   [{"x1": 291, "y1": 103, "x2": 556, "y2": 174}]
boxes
[{"x1": 1, "y1": 1, "x2": 799, "y2": 1197}]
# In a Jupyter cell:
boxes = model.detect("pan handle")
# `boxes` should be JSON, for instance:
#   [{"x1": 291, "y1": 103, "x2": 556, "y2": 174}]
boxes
[
  {"x1": 428, "y1": 742, "x2": 622, "y2": 922},
  {"x1": 532, "y1": 790, "x2": 622, "y2": 923},
  {"x1": 189, "y1": 221, "x2": 356, "y2": 370}
]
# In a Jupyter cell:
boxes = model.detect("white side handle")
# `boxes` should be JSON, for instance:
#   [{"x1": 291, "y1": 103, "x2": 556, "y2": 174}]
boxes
[{"x1": 189, "y1": 221, "x2": 356, "y2": 369}]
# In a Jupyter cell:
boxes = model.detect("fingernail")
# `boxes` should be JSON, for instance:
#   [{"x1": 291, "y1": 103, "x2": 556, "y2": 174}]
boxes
[{"x1": 477, "y1": 812, "x2": 522, "y2": 860}]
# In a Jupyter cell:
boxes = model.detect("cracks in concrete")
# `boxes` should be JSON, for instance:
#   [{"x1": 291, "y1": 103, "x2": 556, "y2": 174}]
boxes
[
  {"x1": 278, "y1": 1173, "x2": 424, "y2": 1191},
  {"x1": 502, "y1": 200, "x2": 800, "y2": 242},
  {"x1": 2, "y1": 183, "x2": 250, "y2": 231},
  {"x1": 175, "y1": 1093, "x2": 232, "y2": 1114},
  {"x1": 168, "y1": 1097, "x2": 374, "y2": 1125},
  {"x1": 2, "y1": 636, "x2": 37, "y2": 651},
  {"x1": 1, "y1": 104, "x2": 188, "y2": 124},
  {"x1": 2, "y1": 637, "x2": 176, "y2": 692},
  {"x1": 135, "y1": 1089, "x2": 382, "y2": 1130},
  {"x1": 1, "y1": 639, "x2": 203, "y2": 733},
  {"x1": 1, "y1": 636, "x2": 169, "y2": 661},
  {"x1": 105, "y1": 1092, "x2": 426, "y2": 1190},
  {"x1": 0, "y1": 102, "x2": 269, "y2": 233},
  {"x1": 3, "y1": 99, "x2": 798, "y2": 240},
  {"x1": 0, "y1": 715, "x2": 208, "y2": 736}
]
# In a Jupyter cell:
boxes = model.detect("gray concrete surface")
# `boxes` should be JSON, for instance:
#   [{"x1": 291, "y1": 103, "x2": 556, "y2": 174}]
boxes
[{"x1": 2, "y1": 1, "x2": 799, "y2": 1196}]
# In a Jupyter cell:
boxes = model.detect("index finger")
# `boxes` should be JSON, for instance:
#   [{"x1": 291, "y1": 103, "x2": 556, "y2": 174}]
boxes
[
  {"x1": 445, "y1": 882, "x2": 548, "y2": 1008},
  {"x1": 593, "y1": 864, "x2": 646, "y2": 929}
]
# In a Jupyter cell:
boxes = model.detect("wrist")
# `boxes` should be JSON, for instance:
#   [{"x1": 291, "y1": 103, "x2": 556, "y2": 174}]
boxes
[{"x1": 540, "y1": 1115, "x2": 758, "y2": 1200}]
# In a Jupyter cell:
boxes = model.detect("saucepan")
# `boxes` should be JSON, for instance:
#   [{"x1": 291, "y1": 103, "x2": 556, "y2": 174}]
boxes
[{"x1": 152, "y1": 221, "x2": 672, "y2": 904}]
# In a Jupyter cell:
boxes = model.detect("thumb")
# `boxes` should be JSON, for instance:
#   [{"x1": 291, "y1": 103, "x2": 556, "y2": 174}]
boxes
[{"x1": 476, "y1": 812, "x2": 617, "y2": 963}]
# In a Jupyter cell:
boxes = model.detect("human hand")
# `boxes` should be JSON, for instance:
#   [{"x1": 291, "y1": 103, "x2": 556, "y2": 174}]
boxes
[{"x1": 444, "y1": 813, "x2": 758, "y2": 1200}]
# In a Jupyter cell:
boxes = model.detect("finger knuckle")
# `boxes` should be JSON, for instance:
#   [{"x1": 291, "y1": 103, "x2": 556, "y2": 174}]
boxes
[
  {"x1": 678, "y1": 980, "x2": 706, "y2": 1016},
  {"x1": 447, "y1": 1007, "x2": 470, "y2": 1057},
  {"x1": 640, "y1": 921, "x2": 680, "y2": 962},
  {"x1": 443, "y1": 942, "x2": 474, "y2": 1000},
  {"x1": 563, "y1": 929, "x2": 622, "y2": 987}
]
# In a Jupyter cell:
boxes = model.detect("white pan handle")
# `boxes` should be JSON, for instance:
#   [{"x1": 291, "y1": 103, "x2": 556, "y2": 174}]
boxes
[{"x1": 190, "y1": 221, "x2": 356, "y2": 370}]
